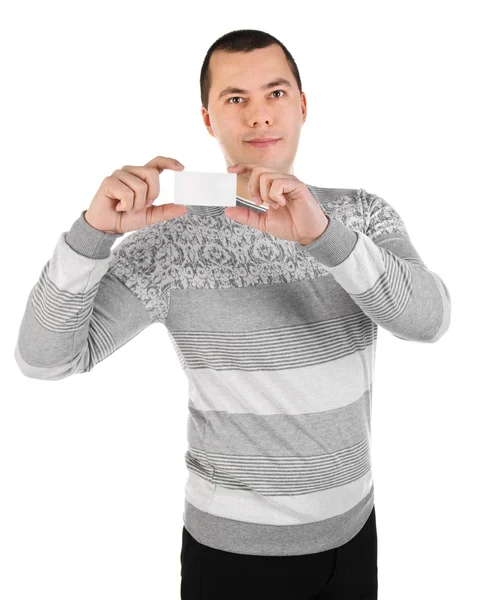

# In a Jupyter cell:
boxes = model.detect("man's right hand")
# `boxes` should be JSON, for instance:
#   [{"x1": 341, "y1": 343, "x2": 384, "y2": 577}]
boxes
[{"x1": 84, "y1": 155, "x2": 188, "y2": 234}]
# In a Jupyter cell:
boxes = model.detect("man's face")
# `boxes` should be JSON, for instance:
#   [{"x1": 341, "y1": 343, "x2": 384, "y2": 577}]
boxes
[{"x1": 201, "y1": 44, "x2": 307, "y2": 177}]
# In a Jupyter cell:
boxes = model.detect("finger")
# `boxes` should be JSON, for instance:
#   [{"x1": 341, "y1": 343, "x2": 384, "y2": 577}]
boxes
[
  {"x1": 103, "y1": 176, "x2": 136, "y2": 212},
  {"x1": 253, "y1": 172, "x2": 281, "y2": 209},
  {"x1": 120, "y1": 165, "x2": 160, "y2": 209},
  {"x1": 248, "y1": 167, "x2": 262, "y2": 204},
  {"x1": 259, "y1": 173, "x2": 275, "y2": 208},
  {"x1": 227, "y1": 163, "x2": 258, "y2": 174},
  {"x1": 111, "y1": 169, "x2": 149, "y2": 212},
  {"x1": 144, "y1": 156, "x2": 185, "y2": 207},
  {"x1": 246, "y1": 166, "x2": 275, "y2": 207},
  {"x1": 269, "y1": 178, "x2": 288, "y2": 205},
  {"x1": 114, "y1": 157, "x2": 185, "y2": 212},
  {"x1": 259, "y1": 174, "x2": 294, "y2": 207},
  {"x1": 145, "y1": 155, "x2": 185, "y2": 174},
  {"x1": 228, "y1": 164, "x2": 279, "y2": 208}
]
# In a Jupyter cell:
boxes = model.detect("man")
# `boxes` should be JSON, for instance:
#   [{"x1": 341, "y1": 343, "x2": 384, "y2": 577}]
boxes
[{"x1": 15, "y1": 28, "x2": 451, "y2": 600}]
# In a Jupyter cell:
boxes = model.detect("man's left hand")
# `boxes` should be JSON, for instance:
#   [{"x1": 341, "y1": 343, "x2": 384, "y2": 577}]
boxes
[{"x1": 225, "y1": 163, "x2": 329, "y2": 245}]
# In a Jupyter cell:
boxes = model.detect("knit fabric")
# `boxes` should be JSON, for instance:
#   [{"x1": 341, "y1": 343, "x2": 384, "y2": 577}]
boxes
[{"x1": 14, "y1": 184, "x2": 451, "y2": 555}]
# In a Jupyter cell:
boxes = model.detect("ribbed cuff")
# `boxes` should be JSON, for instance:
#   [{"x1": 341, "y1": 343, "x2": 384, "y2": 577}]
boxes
[
  {"x1": 65, "y1": 210, "x2": 124, "y2": 259},
  {"x1": 294, "y1": 216, "x2": 359, "y2": 267}
]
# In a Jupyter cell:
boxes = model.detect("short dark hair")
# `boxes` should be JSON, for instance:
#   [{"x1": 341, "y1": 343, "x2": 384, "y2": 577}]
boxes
[{"x1": 200, "y1": 29, "x2": 302, "y2": 111}]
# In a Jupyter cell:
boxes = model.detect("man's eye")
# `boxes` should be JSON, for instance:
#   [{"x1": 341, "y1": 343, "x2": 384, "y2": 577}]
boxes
[{"x1": 227, "y1": 89, "x2": 286, "y2": 104}]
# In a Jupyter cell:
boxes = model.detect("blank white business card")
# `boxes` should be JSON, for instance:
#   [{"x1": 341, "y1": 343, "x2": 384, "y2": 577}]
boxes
[{"x1": 174, "y1": 171, "x2": 237, "y2": 206}]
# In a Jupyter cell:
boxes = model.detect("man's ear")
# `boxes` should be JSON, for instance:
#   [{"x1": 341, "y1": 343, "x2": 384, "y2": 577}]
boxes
[
  {"x1": 201, "y1": 106, "x2": 216, "y2": 139},
  {"x1": 301, "y1": 91, "x2": 307, "y2": 124}
]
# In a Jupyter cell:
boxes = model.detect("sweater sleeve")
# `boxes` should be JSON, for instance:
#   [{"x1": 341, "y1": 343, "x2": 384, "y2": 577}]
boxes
[
  {"x1": 14, "y1": 210, "x2": 166, "y2": 380},
  {"x1": 295, "y1": 189, "x2": 451, "y2": 343}
]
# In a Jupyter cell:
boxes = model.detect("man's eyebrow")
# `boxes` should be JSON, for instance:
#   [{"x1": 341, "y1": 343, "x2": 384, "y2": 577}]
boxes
[{"x1": 217, "y1": 78, "x2": 292, "y2": 100}]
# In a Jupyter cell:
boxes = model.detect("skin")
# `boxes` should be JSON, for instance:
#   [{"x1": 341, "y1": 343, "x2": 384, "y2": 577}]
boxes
[{"x1": 201, "y1": 44, "x2": 307, "y2": 205}]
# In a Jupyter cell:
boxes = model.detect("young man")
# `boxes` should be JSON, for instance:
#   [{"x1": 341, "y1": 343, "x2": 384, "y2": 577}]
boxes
[{"x1": 15, "y1": 28, "x2": 451, "y2": 600}]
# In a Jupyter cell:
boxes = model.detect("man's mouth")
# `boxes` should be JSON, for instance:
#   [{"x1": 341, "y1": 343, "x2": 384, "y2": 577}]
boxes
[{"x1": 246, "y1": 139, "x2": 281, "y2": 148}]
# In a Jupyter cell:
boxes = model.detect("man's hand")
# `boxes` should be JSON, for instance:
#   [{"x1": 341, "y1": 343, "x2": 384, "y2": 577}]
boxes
[{"x1": 225, "y1": 163, "x2": 329, "y2": 245}]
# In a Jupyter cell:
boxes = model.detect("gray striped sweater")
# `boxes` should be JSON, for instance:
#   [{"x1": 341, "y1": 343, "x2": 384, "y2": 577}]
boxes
[{"x1": 14, "y1": 184, "x2": 451, "y2": 556}]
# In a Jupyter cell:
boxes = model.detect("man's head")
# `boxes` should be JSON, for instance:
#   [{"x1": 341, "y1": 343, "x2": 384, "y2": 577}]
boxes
[{"x1": 200, "y1": 29, "x2": 307, "y2": 196}]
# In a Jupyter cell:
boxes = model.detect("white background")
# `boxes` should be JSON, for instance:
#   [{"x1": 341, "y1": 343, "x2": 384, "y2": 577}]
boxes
[{"x1": 1, "y1": 1, "x2": 474, "y2": 598}]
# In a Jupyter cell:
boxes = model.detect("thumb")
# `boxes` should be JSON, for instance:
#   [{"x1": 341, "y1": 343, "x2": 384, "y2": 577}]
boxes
[
  {"x1": 150, "y1": 202, "x2": 188, "y2": 224},
  {"x1": 224, "y1": 205, "x2": 256, "y2": 225}
]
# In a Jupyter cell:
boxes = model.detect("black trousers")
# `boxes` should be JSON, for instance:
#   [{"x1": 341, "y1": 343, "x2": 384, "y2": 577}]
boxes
[{"x1": 180, "y1": 505, "x2": 378, "y2": 599}]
